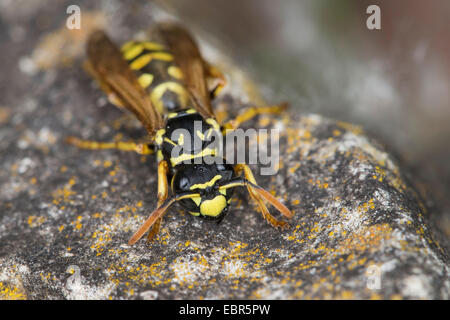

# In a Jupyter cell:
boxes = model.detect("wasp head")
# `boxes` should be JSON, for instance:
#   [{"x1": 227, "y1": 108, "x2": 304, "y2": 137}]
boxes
[{"x1": 171, "y1": 162, "x2": 235, "y2": 221}]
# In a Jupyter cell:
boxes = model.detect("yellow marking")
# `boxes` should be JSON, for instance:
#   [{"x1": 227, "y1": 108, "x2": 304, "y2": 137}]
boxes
[
  {"x1": 189, "y1": 211, "x2": 200, "y2": 216},
  {"x1": 150, "y1": 52, "x2": 174, "y2": 61},
  {"x1": 164, "y1": 137, "x2": 177, "y2": 146},
  {"x1": 206, "y1": 118, "x2": 220, "y2": 131},
  {"x1": 191, "y1": 196, "x2": 201, "y2": 206},
  {"x1": 121, "y1": 41, "x2": 135, "y2": 52},
  {"x1": 178, "y1": 133, "x2": 184, "y2": 145},
  {"x1": 150, "y1": 82, "x2": 189, "y2": 114},
  {"x1": 196, "y1": 130, "x2": 205, "y2": 140},
  {"x1": 167, "y1": 112, "x2": 178, "y2": 118},
  {"x1": 190, "y1": 175, "x2": 222, "y2": 190},
  {"x1": 168, "y1": 66, "x2": 184, "y2": 79},
  {"x1": 142, "y1": 41, "x2": 164, "y2": 51},
  {"x1": 157, "y1": 150, "x2": 163, "y2": 162},
  {"x1": 137, "y1": 73, "x2": 154, "y2": 88},
  {"x1": 186, "y1": 109, "x2": 197, "y2": 114},
  {"x1": 123, "y1": 43, "x2": 144, "y2": 60},
  {"x1": 219, "y1": 189, "x2": 227, "y2": 196},
  {"x1": 129, "y1": 52, "x2": 174, "y2": 70},
  {"x1": 205, "y1": 128, "x2": 214, "y2": 140},
  {"x1": 155, "y1": 129, "x2": 165, "y2": 145},
  {"x1": 200, "y1": 195, "x2": 227, "y2": 217},
  {"x1": 170, "y1": 147, "x2": 216, "y2": 167}
]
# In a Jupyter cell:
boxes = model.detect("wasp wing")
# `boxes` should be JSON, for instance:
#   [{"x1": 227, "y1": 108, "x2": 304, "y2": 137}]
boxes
[
  {"x1": 86, "y1": 30, "x2": 163, "y2": 136},
  {"x1": 155, "y1": 23, "x2": 215, "y2": 119}
]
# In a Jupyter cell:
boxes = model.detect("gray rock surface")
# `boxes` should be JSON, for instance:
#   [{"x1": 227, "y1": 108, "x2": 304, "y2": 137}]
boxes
[{"x1": 0, "y1": 1, "x2": 449, "y2": 300}]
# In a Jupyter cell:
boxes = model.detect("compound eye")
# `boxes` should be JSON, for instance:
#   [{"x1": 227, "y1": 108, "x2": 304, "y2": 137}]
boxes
[
  {"x1": 178, "y1": 176, "x2": 190, "y2": 190},
  {"x1": 216, "y1": 164, "x2": 227, "y2": 171}
]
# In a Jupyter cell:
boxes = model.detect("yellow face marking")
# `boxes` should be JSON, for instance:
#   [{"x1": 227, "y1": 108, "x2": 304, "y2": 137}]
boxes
[
  {"x1": 200, "y1": 195, "x2": 227, "y2": 217},
  {"x1": 189, "y1": 211, "x2": 200, "y2": 216},
  {"x1": 170, "y1": 147, "x2": 216, "y2": 166},
  {"x1": 150, "y1": 82, "x2": 190, "y2": 114},
  {"x1": 219, "y1": 189, "x2": 227, "y2": 196},
  {"x1": 137, "y1": 73, "x2": 154, "y2": 89},
  {"x1": 168, "y1": 66, "x2": 184, "y2": 79},
  {"x1": 190, "y1": 175, "x2": 222, "y2": 191},
  {"x1": 123, "y1": 43, "x2": 144, "y2": 60},
  {"x1": 186, "y1": 109, "x2": 197, "y2": 114},
  {"x1": 142, "y1": 41, "x2": 164, "y2": 51},
  {"x1": 191, "y1": 196, "x2": 201, "y2": 206},
  {"x1": 167, "y1": 112, "x2": 178, "y2": 119},
  {"x1": 155, "y1": 129, "x2": 165, "y2": 146}
]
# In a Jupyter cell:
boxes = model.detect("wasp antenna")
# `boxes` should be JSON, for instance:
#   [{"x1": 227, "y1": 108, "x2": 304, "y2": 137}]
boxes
[
  {"x1": 128, "y1": 192, "x2": 201, "y2": 245},
  {"x1": 128, "y1": 201, "x2": 172, "y2": 245},
  {"x1": 250, "y1": 184, "x2": 293, "y2": 219},
  {"x1": 219, "y1": 178, "x2": 293, "y2": 219}
]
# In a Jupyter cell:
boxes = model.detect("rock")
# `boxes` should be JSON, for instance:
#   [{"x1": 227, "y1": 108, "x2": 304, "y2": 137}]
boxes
[{"x1": 0, "y1": 1, "x2": 449, "y2": 300}]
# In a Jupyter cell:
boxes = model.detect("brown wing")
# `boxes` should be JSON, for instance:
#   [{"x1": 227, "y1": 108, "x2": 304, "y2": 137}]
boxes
[
  {"x1": 85, "y1": 30, "x2": 163, "y2": 136},
  {"x1": 155, "y1": 23, "x2": 215, "y2": 119}
]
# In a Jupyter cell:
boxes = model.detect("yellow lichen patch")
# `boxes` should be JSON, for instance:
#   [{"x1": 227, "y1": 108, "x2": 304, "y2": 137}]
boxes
[
  {"x1": 337, "y1": 121, "x2": 363, "y2": 135},
  {"x1": 52, "y1": 177, "x2": 77, "y2": 204},
  {"x1": 170, "y1": 255, "x2": 210, "y2": 286},
  {"x1": 0, "y1": 282, "x2": 26, "y2": 300},
  {"x1": 372, "y1": 166, "x2": 386, "y2": 182},
  {"x1": 357, "y1": 198, "x2": 376, "y2": 214},
  {"x1": 30, "y1": 11, "x2": 106, "y2": 70},
  {"x1": 307, "y1": 178, "x2": 329, "y2": 189},
  {"x1": 288, "y1": 162, "x2": 301, "y2": 174},
  {"x1": 71, "y1": 215, "x2": 83, "y2": 231},
  {"x1": 334, "y1": 224, "x2": 393, "y2": 255},
  {"x1": 103, "y1": 160, "x2": 113, "y2": 168},
  {"x1": 26, "y1": 215, "x2": 46, "y2": 228},
  {"x1": 107, "y1": 256, "x2": 171, "y2": 290},
  {"x1": 90, "y1": 225, "x2": 113, "y2": 256}
]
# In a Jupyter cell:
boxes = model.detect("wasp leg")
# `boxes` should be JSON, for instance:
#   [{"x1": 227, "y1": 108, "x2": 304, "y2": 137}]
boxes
[
  {"x1": 146, "y1": 160, "x2": 169, "y2": 242},
  {"x1": 204, "y1": 62, "x2": 227, "y2": 99},
  {"x1": 222, "y1": 103, "x2": 288, "y2": 132},
  {"x1": 234, "y1": 164, "x2": 289, "y2": 229},
  {"x1": 66, "y1": 136, "x2": 154, "y2": 155}
]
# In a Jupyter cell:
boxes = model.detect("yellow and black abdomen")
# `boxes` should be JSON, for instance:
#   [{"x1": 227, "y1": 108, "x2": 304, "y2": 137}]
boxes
[{"x1": 120, "y1": 40, "x2": 190, "y2": 114}]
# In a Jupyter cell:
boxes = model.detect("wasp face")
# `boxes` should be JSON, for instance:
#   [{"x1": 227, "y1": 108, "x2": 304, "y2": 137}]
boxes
[{"x1": 171, "y1": 162, "x2": 235, "y2": 221}]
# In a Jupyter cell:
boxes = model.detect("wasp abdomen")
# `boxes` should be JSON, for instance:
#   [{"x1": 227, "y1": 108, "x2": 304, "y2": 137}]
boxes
[{"x1": 120, "y1": 40, "x2": 190, "y2": 114}]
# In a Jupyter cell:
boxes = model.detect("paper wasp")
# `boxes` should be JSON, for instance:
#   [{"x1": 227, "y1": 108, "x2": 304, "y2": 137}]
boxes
[{"x1": 67, "y1": 23, "x2": 293, "y2": 245}]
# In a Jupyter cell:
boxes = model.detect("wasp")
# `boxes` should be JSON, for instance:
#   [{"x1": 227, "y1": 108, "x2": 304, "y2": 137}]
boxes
[{"x1": 67, "y1": 23, "x2": 293, "y2": 245}]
